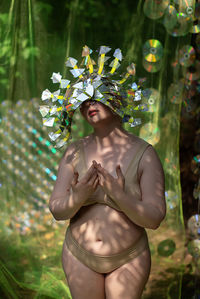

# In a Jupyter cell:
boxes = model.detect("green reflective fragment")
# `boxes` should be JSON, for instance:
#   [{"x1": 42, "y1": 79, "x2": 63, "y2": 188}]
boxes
[{"x1": 45, "y1": 141, "x2": 51, "y2": 146}]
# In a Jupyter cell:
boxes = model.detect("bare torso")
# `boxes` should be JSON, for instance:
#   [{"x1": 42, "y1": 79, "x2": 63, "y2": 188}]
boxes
[{"x1": 69, "y1": 133, "x2": 145, "y2": 255}]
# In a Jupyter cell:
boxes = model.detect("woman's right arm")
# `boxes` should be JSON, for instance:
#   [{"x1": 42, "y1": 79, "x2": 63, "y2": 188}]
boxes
[{"x1": 49, "y1": 145, "x2": 98, "y2": 221}]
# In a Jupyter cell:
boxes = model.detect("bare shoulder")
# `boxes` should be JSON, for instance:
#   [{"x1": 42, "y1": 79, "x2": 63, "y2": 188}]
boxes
[
  {"x1": 62, "y1": 135, "x2": 92, "y2": 163},
  {"x1": 127, "y1": 133, "x2": 150, "y2": 149},
  {"x1": 138, "y1": 141, "x2": 164, "y2": 179},
  {"x1": 62, "y1": 140, "x2": 82, "y2": 163}
]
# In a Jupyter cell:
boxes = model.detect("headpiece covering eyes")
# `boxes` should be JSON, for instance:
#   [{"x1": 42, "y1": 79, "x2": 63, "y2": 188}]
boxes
[{"x1": 39, "y1": 45, "x2": 148, "y2": 148}]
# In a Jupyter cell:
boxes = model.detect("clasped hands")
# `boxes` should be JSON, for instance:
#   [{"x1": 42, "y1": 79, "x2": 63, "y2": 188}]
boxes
[{"x1": 71, "y1": 160, "x2": 125, "y2": 202}]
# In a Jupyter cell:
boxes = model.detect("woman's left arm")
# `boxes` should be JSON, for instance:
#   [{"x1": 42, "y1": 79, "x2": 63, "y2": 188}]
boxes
[{"x1": 95, "y1": 146, "x2": 166, "y2": 230}]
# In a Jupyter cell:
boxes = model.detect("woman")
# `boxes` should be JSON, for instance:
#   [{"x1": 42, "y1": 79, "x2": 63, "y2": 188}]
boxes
[{"x1": 48, "y1": 98, "x2": 166, "y2": 299}]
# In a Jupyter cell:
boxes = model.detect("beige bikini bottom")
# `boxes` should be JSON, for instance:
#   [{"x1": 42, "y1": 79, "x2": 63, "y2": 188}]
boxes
[{"x1": 65, "y1": 226, "x2": 149, "y2": 274}]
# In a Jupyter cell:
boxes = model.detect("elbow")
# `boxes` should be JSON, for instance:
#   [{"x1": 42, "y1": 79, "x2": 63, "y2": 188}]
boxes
[
  {"x1": 149, "y1": 222, "x2": 160, "y2": 230},
  {"x1": 149, "y1": 211, "x2": 166, "y2": 230},
  {"x1": 48, "y1": 204, "x2": 70, "y2": 221}
]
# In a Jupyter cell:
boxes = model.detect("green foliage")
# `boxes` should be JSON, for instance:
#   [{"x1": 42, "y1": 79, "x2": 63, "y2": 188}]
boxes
[{"x1": 0, "y1": 13, "x2": 11, "y2": 90}]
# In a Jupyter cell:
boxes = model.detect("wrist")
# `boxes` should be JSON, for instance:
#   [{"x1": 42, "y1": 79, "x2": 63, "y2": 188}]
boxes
[
  {"x1": 72, "y1": 189, "x2": 88, "y2": 203},
  {"x1": 109, "y1": 186, "x2": 125, "y2": 202}
]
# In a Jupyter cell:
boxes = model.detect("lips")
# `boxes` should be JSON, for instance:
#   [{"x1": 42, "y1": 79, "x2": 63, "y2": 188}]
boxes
[{"x1": 88, "y1": 109, "x2": 98, "y2": 116}]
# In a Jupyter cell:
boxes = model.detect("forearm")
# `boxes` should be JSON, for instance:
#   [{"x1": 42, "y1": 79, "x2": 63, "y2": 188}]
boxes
[
  {"x1": 113, "y1": 189, "x2": 165, "y2": 229},
  {"x1": 49, "y1": 191, "x2": 86, "y2": 221}
]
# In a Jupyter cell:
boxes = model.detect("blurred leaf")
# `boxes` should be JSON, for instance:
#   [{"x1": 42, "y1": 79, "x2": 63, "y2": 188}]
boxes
[
  {"x1": 10, "y1": 56, "x2": 16, "y2": 66},
  {"x1": 22, "y1": 39, "x2": 28, "y2": 49},
  {"x1": 0, "y1": 67, "x2": 6, "y2": 74},
  {"x1": 0, "y1": 79, "x2": 8, "y2": 86},
  {"x1": 15, "y1": 71, "x2": 21, "y2": 78},
  {"x1": 34, "y1": 2, "x2": 53, "y2": 15},
  {"x1": 22, "y1": 47, "x2": 40, "y2": 59},
  {"x1": 0, "y1": 13, "x2": 9, "y2": 24},
  {"x1": 0, "y1": 44, "x2": 11, "y2": 58}
]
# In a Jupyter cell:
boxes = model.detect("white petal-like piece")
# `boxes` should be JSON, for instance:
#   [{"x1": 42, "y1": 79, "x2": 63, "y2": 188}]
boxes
[
  {"x1": 53, "y1": 89, "x2": 60, "y2": 96},
  {"x1": 65, "y1": 57, "x2": 77, "y2": 68},
  {"x1": 69, "y1": 97, "x2": 78, "y2": 105},
  {"x1": 60, "y1": 79, "x2": 70, "y2": 88},
  {"x1": 130, "y1": 118, "x2": 141, "y2": 127},
  {"x1": 73, "y1": 82, "x2": 83, "y2": 89},
  {"x1": 70, "y1": 68, "x2": 85, "y2": 78},
  {"x1": 77, "y1": 93, "x2": 89, "y2": 102},
  {"x1": 109, "y1": 59, "x2": 120, "y2": 69},
  {"x1": 39, "y1": 106, "x2": 50, "y2": 117},
  {"x1": 72, "y1": 89, "x2": 79, "y2": 98},
  {"x1": 86, "y1": 78, "x2": 92, "y2": 85},
  {"x1": 48, "y1": 132, "x2": 61, "y2": 141},
  {"x1": 51, "y1": 72, "x2": 62, "y2": 83},
  {"x1": 43, "y1": 117, "x2": 55, "y2": 127},
  {"x1": 92, "y1": 79, "x2": 102, "y2": 89},
  {"x1": 50, "y1": 105, "x2": 58, "y2": 115},
  {"x1": 85, "y1": 84, "x2": 94, "y2": 97},
  {"x1": 99, "y1": 46, "x2": 111, "y2": 54},
  {"x1": 55, "y1": 139, "x2": 67, "y2": 148},
  {"x1": 97, "y1": 56, "x2": 110, "y2": 66},
  {"x1": 52, "y1": 89, "x2": 60, "y2": 102},
  {"x1": 69, "y1": 98, "x2": 81, "y2": 109},
  {"x1": 134, "y1": 90, "x2": 142, "y2": 101},
  {"x1": 131, "y1": 82, "x2": 138, "y2": 90},
  {"x1": 41, "y1": 89, "x2": 51, "y2": 101},
  {"x1": 94, "y1": 90, "x2": 104, "y2": 99},
  {"x1": 113, "y1": 49, "x2": 122, "y2": 60}
]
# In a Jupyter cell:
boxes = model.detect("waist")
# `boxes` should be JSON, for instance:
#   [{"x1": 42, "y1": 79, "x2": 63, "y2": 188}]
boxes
[{"x1": 69, "y1": 204, "x2": 145, "y2": 255}]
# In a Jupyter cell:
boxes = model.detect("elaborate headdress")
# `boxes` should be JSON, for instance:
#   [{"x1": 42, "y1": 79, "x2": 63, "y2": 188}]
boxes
[{"x1": 39, "y1": 45, "x2": 148, "y2": 148}]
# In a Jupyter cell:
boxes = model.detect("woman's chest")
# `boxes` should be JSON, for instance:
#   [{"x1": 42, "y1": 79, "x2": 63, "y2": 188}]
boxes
[{"x1": 85, "y1": 148, "x2": 136, "y2": 178}]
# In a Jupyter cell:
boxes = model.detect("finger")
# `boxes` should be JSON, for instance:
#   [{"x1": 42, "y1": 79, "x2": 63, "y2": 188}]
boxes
[
  {"x1": 97, "y1": 172, "x2": 104, "y2": 186},
  {"x1": 83, "y1": 164, "x2": 96, "y2": 182},
  {"x1": 92, "y1": 161, "x2": 100, "y2": 171},
  {"x1": 71, "y1": 171, "x2": 79, "y2": 186},
  {"x1": 93, "y1": 176, "x2": 99, "y2": 189},
  {"x1": 92, "y1": 160, "x2": 98, "y2": 167},
  {"x1": 116, "y1": 165, "x2": 124, "y2": 179},
  {"x1": 88, "y1": 172, "x2": 98, "y2": 185},
  {"x1": 96, "y1": 163, "x2": 107, "y2": 176},
  {"x1": 116, "y1": 165, "x2": 125, "y2": 186}
]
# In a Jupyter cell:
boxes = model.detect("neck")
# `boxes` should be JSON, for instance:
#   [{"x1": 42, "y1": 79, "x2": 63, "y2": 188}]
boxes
[{"x1": 92, "y1": 121, "x2": 128, "y2": 148}]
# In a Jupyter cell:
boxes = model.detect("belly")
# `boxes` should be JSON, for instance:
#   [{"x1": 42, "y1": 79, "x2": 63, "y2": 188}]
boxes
[{"x1": 69, "y1": 204, "x2": 145, "y2": 255}]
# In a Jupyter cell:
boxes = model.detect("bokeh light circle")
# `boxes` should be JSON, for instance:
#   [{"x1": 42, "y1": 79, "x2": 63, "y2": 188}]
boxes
[
  {"x1": 139, "y1": 123, "x2": 160, "y2": 145},
  {"x1": 167, "y1": 80, "x2": 184, "y2": 104},
  {"x1": 187, "y1": 214, "x2": 200, "y2": 238},
  {"x1": 157, "y1": 239, "x2": 176, "y2": 257},
  {"x1": 166, "y1": 13, "x2": 193, "y2": 36},
  {"x1": 187, "y1": 239, "x2": 200, "y2": 259},
  {"x1": 179, "y1": 45, "x2": 196, "y2": 67},
  {"x1": 143, "y1": 39, "x2": 163, "y2": 62},
  {"x1": 143, "y1": 0, "x2": 169, "y2": 20}
]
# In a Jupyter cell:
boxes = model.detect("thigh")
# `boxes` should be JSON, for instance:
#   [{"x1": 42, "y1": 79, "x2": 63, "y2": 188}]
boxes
[
  {"x1": 61, "y1": 241, "x2": 105, "y2": 299},
  {"x1": 105, "y1": 248, "x2": 151, "y2": 299}
]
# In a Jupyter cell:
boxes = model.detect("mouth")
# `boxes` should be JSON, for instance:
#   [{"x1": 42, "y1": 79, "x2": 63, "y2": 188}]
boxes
[{"x1": 88, "y1": 109, "x2": 99, "y2": 117}]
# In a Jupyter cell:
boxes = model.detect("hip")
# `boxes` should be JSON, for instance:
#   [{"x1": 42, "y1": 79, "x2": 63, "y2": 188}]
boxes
[
  {"x1": 69, "y1": 204, "x2": 146, "y2": 255},
  {"x1": 64, "y1": 225, "x2": 150, "y2": 274}
]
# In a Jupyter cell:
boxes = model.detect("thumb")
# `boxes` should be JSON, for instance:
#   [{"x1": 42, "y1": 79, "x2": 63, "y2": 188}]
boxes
[
  {"x1": 116, "y1": 165, "x2": 125, "y2": 185},
  {"x1": 71, "y1": 171, "x2": 79, "y2": 187}
]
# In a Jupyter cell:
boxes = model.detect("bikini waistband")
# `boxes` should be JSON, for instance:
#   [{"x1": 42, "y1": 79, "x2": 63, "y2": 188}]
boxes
[{"x1": 65, "y1": 226, "x2": 149, "y2": 273}]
